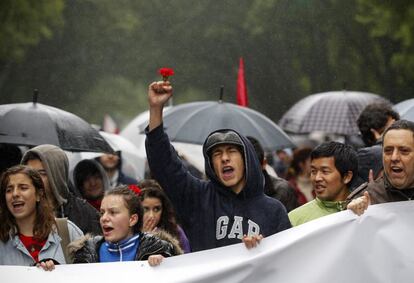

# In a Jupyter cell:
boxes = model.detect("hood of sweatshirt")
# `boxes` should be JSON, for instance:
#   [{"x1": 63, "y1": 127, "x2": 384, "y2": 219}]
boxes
[
  {"x1": 73, "y1": 158, "x2": 111, "y2": 198},
  {"x1": 21, "y1": 144, "x2": 70, "y2": 207},
  {"x1": 203, "y1": 129, "x2": 264, "y2": 199}
]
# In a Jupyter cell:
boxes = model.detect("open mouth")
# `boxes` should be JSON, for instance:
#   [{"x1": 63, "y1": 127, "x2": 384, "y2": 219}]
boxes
[
  {"x1": 391, "y1": 166, "x2": 403, "y2": 174},
  {"x1": 222, "y1": 166, "x2": 234, "y2": 174},
  {"x1": 12, "y1": 201, "x2": 24, "y2": 209},
  {"x1": 222, "y1": 166, "x2": 234, "y2": 180},
  {"x1": 102, "y1": 226, "x2": 114, "y2": 233}
]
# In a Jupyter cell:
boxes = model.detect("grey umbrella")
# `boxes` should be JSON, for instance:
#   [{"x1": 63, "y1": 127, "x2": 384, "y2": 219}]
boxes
[
  {"x1": 279, "y1": 91, "x2": 390, "y2": 135},
  {"x1": 393, "y1": 98, "x2": 414, "y2": 121},
  {"x1": 160, "y1": 101, "x2": 295, "y2": 151},
  {"x1": 0, "y1": 101, "x2": 113, "y2": 152}
]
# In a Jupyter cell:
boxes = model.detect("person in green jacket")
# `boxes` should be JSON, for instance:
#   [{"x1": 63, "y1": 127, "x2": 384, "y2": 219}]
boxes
[{"x1": 288, "y1": 141, "x2": 358, "y2": 226}]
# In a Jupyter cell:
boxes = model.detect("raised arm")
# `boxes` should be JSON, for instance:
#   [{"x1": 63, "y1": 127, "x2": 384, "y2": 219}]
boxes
[
  {"x1": 145, "y1": 81, "x2": 205, "y2": 226},
  {"x1": 148, "y1": 81, "x2": 173, "y2": 131}
]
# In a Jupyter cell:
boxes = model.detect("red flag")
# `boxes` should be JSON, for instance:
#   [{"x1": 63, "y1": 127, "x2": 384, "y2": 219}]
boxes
[{"x1": 236, "y1": 57, "x2": 248, "y2": 107}]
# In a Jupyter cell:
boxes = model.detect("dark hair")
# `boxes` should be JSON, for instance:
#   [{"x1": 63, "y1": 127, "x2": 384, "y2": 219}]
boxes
[
  {"x1": 290, "y1": 147, "x2": 313, "y2": 175},
  {"x1": 247, "y1": 136, "x2": 264, "y2": 164},
  {"x1": 21, "y1": 150, "x2": 41, "y2": 164},
  {"x1": 357, "y1": 103, "x2": 400, "y2": 146},
  {"x1": 74, "y1": 160, "x2": 104, "y2": 200},
  {"x1": 0, "y1": 165, "x2": 55, "y2": 242},
  {"x1": 0, "y1": 144, "x2": 22, "y2": 175},
  {"x1": 104, "y1": 185, "x2": 143, "y2": 233},
  {"x1": 383, "y1": 119, "x2": 414, "y2": 138},
  {"x1": 75, "y1": 162, "x2": 100, "y2": 187},
  {"x1": 311, "y1": 141, "x2": 358, "y2": 183},
  {"x1": 138, "y1": 179, "x2": 179, "y2": 239}
]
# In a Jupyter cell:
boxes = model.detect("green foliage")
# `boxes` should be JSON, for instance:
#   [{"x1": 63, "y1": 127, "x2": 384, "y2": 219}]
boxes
[
  {"x1": 356, "y1": 0, "x2": 414, "y2": 100},
  {"x1": 0, "y1": 0, "x2": 64, "y2": 61},
  {"x1": 72, "y1": 75, "x2": 205, "y2": 128},
  {"x1": 75, "y1": 76, "x2": 147, "y2": 126}
]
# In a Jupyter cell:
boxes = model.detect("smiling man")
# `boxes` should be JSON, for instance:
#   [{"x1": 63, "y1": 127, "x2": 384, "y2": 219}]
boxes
[
  {"x1": 347, "y1": 120, "x2": 414, "y2": 214},
  {"x1": 288, "y1": 142, "x2": 358, "y2": 226},
  {"x1": 145, "y1": 81, "x2": 291, "y2": 252}
]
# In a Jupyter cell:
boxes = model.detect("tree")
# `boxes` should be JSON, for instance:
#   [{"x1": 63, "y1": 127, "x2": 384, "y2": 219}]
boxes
[
  {"x1": 0, "y1": 0, "x2": 411, "y2": 126},
  {"x1": 356, "y1": 0, "x2": 414, "y2": 102},
  {"x1": 0, "y1": 0, "x2": 64, "y2": 94},
  {"x1": 0, "y1": 0, "x2": 64, "y2": 61}
]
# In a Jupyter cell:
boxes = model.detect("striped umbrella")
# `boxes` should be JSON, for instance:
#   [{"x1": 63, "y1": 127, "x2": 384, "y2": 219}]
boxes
[{"x1": 279, "y1": 91, "x2": 390, "y2": 135}]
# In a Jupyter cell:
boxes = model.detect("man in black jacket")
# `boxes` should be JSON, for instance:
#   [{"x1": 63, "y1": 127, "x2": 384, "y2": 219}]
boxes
[
  {"x1": 145, "y1": 81, "x2": 291, "y2": 252},
  {"x1": 247, "y1": 136, "x2": 299, "y2": 212},
  {"x1": 353, "y1": 103, "x2": 399, "y2": 189}
]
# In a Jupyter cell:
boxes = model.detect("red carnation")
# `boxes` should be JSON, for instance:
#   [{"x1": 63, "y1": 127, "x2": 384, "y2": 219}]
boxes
[
  {"x1": 128, "y1": 184, "x2": 142, "y2": 196},
  {"x1": 158, "y1": 67, "x2": 174, "y2": 81}
]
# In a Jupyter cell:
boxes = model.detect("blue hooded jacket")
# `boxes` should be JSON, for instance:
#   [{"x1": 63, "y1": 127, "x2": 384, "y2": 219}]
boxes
[{"x1": 145, "y1": 124, "x2": 291, "y2": 252}]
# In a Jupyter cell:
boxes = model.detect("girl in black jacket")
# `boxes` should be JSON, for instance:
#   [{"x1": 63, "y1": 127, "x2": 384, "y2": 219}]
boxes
[{"x1": 68, "y1": 186, "x2": 182, "y2": 266}]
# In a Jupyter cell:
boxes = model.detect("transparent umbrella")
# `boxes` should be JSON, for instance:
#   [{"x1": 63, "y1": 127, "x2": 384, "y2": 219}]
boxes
[
  {"x1": 121, "y1": 109, "x2": 206, "y2": 175},
  {"x1": 393, "y1": 98, "x2": 414, "y2": 122},
  {"x1": 67, "y1": 131, "x2": 145, "y2": 181}
]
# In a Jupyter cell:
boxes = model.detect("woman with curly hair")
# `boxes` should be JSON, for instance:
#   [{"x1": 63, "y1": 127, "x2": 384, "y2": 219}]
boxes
[
  {"x1": 0, "y1": 165, "x2": 83, "y2": 270},
  {"x1": 139, "y1": 179, "x2": 191, "y2": 253}
]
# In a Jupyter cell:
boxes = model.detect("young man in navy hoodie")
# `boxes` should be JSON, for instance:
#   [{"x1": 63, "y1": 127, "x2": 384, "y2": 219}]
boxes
[{"x1": 145, "y1": 81, "x2": 291, "y2": 252}]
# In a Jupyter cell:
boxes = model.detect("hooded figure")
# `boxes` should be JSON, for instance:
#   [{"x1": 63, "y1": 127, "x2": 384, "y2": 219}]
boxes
[
  {"x1": 73, "y1": 159, "x2": 111, "y2": 211},
  {"x1": 21, "y1": 145, "x2": 101, "y2": 235},
  {"x1": 146, "y1": 126, "x2": 291, "y2": 252}
]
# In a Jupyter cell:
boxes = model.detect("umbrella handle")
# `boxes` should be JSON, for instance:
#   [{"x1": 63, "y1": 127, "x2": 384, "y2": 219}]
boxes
[
  {"x1": 219, "y1": 85, "x2": 224, "y2": 102},
  {"x1": 33, "y1": 89, "x2": 39, "y2": 105}
]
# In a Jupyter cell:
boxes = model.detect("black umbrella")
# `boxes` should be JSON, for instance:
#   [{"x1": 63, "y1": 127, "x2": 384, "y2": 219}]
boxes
[
  {"x1": 279, "y1": 91, "x2": 390, "y2": 135},
  {"x1": 0, "y1": 100, "x2": 113, "y2": 152},
  {"x1": 161, "y1": 101, "x2": 295, "y2": 151}
]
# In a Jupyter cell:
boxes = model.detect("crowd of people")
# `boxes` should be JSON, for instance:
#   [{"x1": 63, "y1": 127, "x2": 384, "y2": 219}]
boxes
[{"x1": 0, "y1": 80, "x2": 413, "y2": 272}]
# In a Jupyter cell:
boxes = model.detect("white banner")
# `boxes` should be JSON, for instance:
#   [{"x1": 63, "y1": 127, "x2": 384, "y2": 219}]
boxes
[{"x1": 2, "y1": 201, "x2": 414, "y2": 283}]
